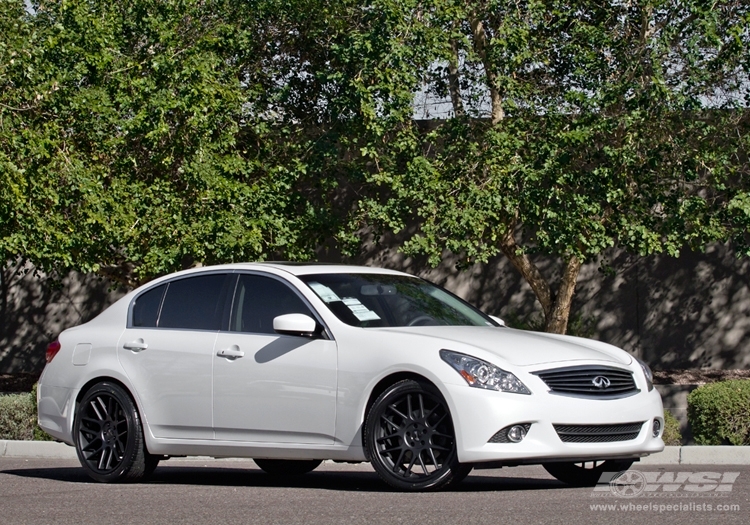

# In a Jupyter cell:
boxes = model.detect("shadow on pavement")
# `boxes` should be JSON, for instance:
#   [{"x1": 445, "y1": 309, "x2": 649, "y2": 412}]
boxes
[{"x1": 0, "y1": 464, "x2": 565, "y2": 492}]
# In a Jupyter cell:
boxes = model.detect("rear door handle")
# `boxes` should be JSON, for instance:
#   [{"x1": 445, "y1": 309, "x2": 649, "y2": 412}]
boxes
[
  {"x1": 217, "y1": 345, "x2": 244, "y2": 359},
  {"x1": 123, "y1": 339, "x2": 148, "y2": 352}
]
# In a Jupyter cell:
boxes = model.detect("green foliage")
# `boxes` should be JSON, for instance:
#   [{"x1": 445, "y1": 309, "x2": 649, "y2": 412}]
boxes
[
  {"x1": 0, "y1": 0, "x2": 357, "y2": 286},
  {"x1": 0, "y1": 393, "x2": 36, "y2": 440},
  {"x1": 688, "y1": 380, "x2": 750, "y2": 446},
  {"x1": 351, "y1": 0, "x2": 750, "y2": 331},
  {"x1": 1, "y1": 0, "x2": 748, "y2": 323},
  {"x1": 662, "y1": 410, "x2": 683, "y2": 446},
  {"x1": 0, "y1": 385, "x2": 53, "y2": 441}
]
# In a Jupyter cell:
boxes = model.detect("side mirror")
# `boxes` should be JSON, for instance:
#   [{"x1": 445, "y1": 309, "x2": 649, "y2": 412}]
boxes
[
  {"x1": 489, "y1": 315, "x2": 506, "y2": 327},
  {"x1": 273, "y1": 313, "x2": 319, "y2": 337}
]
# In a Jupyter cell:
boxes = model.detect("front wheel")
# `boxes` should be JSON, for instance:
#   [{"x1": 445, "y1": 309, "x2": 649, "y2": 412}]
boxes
[
  {"x1": 364, "y1": 379, "x2": 471, "y2": 491},
  {"x1": 543, "y1": 459, "x2": 635, "y2": 487},
  {"x1": 254, "y1": 459, "x2": 322, "y2": 475},
  {"x1": 73, "y1": 382, "x2": 154, "y2": 483}
]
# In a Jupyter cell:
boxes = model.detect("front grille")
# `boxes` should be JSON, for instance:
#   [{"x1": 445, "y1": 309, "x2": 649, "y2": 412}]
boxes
[
  {"x1": 554, "y1": 422, "x2": 645, "y2": 443},
  {"x1": 533, "y1": 365, "x2": 638, "y2": 397}
]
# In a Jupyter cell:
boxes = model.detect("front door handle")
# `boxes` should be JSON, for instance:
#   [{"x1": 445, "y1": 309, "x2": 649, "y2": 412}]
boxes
[
  {"x1": 123, "y1": 339, "x2": 148, "y2": 352},
  {"x1": 217, "y1": 345, "x2": 244, "y2": 359}
]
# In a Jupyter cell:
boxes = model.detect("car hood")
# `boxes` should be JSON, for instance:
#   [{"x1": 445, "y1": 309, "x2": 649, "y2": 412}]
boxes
[{"x1": 373, "y1": 326, "x2": 632, "y2": 367}]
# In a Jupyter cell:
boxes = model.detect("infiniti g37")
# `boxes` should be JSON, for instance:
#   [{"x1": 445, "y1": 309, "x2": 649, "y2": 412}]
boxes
[{"x1": 38, "y1": 263, "x2": 664, "y2": 491}]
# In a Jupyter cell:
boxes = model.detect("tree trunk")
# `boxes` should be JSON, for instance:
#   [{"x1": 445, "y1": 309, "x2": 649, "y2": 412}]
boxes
[
  {"x1": 499, "y1": 228, "x2": 582, "y2": 335},
  {"x1": 544, "y1": 255, "x2": 582, "y2": 334}
]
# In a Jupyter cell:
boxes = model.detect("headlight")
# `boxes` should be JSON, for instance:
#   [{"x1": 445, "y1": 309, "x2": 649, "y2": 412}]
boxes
[
  {"x1": 440, "y1": 349, "x2": 531, "y2": 394},
  {"x1": 637, "y1": 358, "x2": 654, "y2": 391}
]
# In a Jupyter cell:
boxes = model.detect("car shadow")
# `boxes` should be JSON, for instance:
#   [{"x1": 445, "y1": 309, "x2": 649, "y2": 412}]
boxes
[{"x1": 0, "y1": 463, "x2": 566, "y2": 492}]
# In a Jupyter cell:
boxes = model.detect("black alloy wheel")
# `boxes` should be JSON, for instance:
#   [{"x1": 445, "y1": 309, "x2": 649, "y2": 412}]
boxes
[
  {"x1": 543, "y1": 459, "x2": 635, "y2": 487},
  {"x1": 74, "y1": 382, "x2": 156, "y2": 483},
  {"x1": 254, "y1": 459, "x2": 322, "y2": 475},
  {"x1": 365, "y1": 379, "x2": 471, "y2": 491}
]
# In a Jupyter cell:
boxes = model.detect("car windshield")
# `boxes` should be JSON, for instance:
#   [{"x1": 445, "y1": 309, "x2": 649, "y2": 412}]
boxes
[{"x1": 299, "y1": 273, "x2": 497, "y2": 328}]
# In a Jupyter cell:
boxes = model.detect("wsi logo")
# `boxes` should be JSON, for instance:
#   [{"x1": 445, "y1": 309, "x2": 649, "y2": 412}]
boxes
[{"x1": 591, "y1": 471, "x2": 740, "y2": 498}]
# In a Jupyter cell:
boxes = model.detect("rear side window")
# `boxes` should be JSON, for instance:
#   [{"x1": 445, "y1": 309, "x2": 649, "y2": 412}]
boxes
[
  {"x1": 158, "y1": 274, "x2": 231, "y2": 330},
  {"x1": 132, "y1": 284, "x2": 166, "y2": 327}
]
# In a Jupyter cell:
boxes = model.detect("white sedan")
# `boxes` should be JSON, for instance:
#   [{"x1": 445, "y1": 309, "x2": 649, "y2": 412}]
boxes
[{"x1": 38, "y1": 263, "x2": 664, "y2": 490}]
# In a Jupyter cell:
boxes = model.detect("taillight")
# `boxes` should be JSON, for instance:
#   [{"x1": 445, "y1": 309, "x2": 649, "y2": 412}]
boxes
[{"x1": 46, "y1": 340, "x2": 61, "y2": 363}]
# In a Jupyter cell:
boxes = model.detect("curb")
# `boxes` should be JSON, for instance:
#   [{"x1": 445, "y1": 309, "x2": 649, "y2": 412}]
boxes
[
  {"x1": 1, "y1": 441, "x2": 749, "y2": 464},
  {"x1": 0, "y1": 440, "x2": 78, "y2": 459}
]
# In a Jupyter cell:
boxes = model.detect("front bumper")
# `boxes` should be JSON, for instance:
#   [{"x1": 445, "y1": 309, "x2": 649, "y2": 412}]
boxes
[{"x1": 444, "y1": 381, "x2": 665, "y2": 464}]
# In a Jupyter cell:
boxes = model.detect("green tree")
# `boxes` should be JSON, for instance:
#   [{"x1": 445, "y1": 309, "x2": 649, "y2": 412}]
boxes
[
  {"x1": 348, "y1": 0, "x2": 750, "y2": 332},
  {"x1": 0, "y1": 0, "x2": 355, "y2": 286}
]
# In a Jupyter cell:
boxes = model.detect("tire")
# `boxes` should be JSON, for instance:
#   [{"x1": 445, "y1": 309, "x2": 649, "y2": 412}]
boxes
[
  {"x1": 254, "y1": 459, "x2": 322, "y2": 475},
  {"x1": 73, "y1": 382, "x2": 154, "y2": 483},
  {"x1": 364, "y1": 379, "x2": 471, "y2": 491},
  {"x1": 543, "y1": 459, "x2": 635, "y2": 487}
]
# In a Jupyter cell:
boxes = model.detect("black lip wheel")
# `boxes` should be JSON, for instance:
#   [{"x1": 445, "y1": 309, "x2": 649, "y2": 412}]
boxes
[
  {"x1": 543, "y1": 459, "x2": 635, "y2": 487},
  {"x1": 74, "y1": 382, "x2": 153, "y2": 483},
  {"x1": 365, "y1": 379, "x2": 471, "y2": 491},
  {"x1": 254, "y1": 459, "x2": 322, "y2": 475}
]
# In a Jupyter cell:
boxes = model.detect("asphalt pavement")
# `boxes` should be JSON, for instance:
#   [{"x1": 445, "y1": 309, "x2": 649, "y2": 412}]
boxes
[{"x1": 1, "y1": 458, "x2": 747, "y2": 525}]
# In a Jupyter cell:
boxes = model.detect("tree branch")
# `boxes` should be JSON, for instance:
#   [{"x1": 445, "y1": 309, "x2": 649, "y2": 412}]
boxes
[
  {"x1": 469, "y1": 17, "x2": 503, "y2": 124},
  {"x1": 448, "y1": 38, "x2": 465, "y2": 117}
]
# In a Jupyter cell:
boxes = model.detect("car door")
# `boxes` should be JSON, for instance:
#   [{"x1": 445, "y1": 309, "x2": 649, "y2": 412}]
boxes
[
  {"x1": 117, "y1": 272, "x2": 232, "y2": 440},
  {"x1": 213, "y1": 272, "x2": 337, "y2": 444}
]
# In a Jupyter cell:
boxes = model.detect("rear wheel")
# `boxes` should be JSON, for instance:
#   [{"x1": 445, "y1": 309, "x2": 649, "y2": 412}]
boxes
[
  {"x1": 74, "y1": 382, "x2": 154, "y2": 483},
  {"x1": 254, "y1": 459, "x2": 322, "y2": 475},
  {"x1": 365, "y1": 379, "x2": 471, "y2": 491},
  {"x1": 543, "y1": 459, "x2": 635, "y2": 487}
]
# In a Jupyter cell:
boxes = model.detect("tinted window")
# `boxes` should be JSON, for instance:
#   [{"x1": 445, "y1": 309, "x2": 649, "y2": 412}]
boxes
[
  {"x1": 131, "y1": 284, "x2": 166, "y2": 327},
  {"x1": 158, "y1": 274, "x2": 230, "y2": 330},
  {"x1": 231, "y1": 274, "x2": 313, "y2": 334}
]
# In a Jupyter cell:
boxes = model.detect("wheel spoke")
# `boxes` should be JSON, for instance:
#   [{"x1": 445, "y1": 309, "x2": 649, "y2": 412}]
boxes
[
  {"x1": 418, "y1": 453, "x2": 429, "y2": 475},
  {"x1": 392, "y1": 449, "x2": 406, "y2": 472},
  {"x1": 405, "y1": 454, "x2": 417, "y2": 476},
  {"x1": 376, "y1": 432, "x2": 401, "y2": 443},
  {"x1": 98, "y1": 447, "x2": 109, "y2": 470},
  {"x1": 380, "y1": 414, "x2": 401, "y2": 432},
  {"x1": 90, "y1": 399, "x2": 105, "y2": 421},
  {"x1": 107, "y1": 396, "x2": 116, "y2": 420},
  {"x1": 418, "y1": 394, "x2": 425, "y2": 419},
  {"x1": 83, "y1": 440, "x2": 104, "y2": 455},
  {"x1": 430, "y1": 412, "x2": 447, "y2": 428},
  {"x1": 406, "y1": 394, "x2": 414, "y2": 420},
  {"x1": 428, "y1": 447, "x2": 439, "y2": 467},
  {"x1": 388, "y1": 404, "x2": 408, "y2": 420}
]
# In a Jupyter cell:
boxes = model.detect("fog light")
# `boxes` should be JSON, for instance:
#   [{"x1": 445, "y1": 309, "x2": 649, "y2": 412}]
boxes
[
  {"x1": 507, "y1": 425, "x2": 527, "y2": 443},
  {"x1": 652, "y1": 419, "x2": 661, "y2": 438}
]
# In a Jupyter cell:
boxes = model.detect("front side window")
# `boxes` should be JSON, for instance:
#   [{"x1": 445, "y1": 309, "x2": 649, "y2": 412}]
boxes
[
  {"x1": 231, "y1": 274, "x2": 314, "y2": 334},
  {"x1": 299, "y1": 273, "x2": 496, "y2": 328}
]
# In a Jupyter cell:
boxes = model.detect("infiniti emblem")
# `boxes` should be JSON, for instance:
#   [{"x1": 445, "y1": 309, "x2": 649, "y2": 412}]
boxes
[{"x1": 592, "y1": 376, "x2": 611, "y2": 389}]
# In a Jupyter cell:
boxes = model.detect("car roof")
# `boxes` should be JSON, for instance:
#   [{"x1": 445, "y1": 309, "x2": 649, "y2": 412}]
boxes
[
  {"x1": 152, "y1": 262, "x2": 410, "y2": 279},
  {"x1": 230, "y1": 262, "x2": 409, "y2": 277}
]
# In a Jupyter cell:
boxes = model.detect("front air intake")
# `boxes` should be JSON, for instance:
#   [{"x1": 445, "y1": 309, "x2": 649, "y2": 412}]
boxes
[{"x1": 553, "y1": 422, "x2": 645, "y2": 443}]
